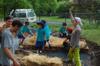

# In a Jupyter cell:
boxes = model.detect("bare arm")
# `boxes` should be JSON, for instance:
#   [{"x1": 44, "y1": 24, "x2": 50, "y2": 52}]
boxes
[
  {"x1": 69, "y1": 8, "x2": 74, "y2": 20},
  {"x1": 4, "y1": 48, "x2": 20, "y2": 66},
  {"x1": 2, "y1": 31, "x2": 20, "y2": 66},
  {"x1": 4, "y1": 48, "x2": 16, "y2": 62}
]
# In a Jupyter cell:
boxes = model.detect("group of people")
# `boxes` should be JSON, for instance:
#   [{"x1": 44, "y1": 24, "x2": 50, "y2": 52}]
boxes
[
  {"x1": 0, "y1": 16, "x2": 51, "y2": 66},
  {"x1": 0, "y1": 13, "x2": 83, "y2": 66},
  {"x1": 18, "y1": 20, "x2": 51, "y2": 53}
]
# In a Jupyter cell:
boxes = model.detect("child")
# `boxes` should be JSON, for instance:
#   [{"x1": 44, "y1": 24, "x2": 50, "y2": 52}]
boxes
[
  {"x1": 18, "y1": 22, "x2": 32, "y2": 38},
  {"x1": 35, "y1": 20, "x2": 45, "y2": 53},
  {"x1": 59, "y1": 22, "x2": 68, "y2": 38},
  {"x1": 68, "y1": 17, "x2": 82, "y2": 66},
  {"x1": 18, "y1": 22, "x2": 32, "y2": 43}
]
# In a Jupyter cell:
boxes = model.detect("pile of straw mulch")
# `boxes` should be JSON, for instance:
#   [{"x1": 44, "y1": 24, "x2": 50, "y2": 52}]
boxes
[{"x1": 16, "y1": 53, "x2": 63, "y2": 66}]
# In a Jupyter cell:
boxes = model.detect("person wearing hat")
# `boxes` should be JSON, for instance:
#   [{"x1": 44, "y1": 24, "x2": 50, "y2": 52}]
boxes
[
  {"x1": 41, "y1": 20, "x2": 51, "y2": 48},
  {"x1": 67, "y1": 17, "x2": 82, "y2": 66},
  {"x1": 59, "y1": 22, "x2": 68, "y2": 38},
  {"x1": 35, "y1": 20, "x2": 45, "y2": 53}
]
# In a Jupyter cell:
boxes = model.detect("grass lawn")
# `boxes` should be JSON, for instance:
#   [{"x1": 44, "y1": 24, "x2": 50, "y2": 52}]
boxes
[
  {"x1": 37, "y1": 16, "x2": 71, "y2": 22},
  {"x1": 82, "y1": 29, "x2": 100, "y2": 45}
]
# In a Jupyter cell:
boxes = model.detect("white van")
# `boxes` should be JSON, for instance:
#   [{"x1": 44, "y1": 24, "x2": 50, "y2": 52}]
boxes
[{"x1": 10, "y1": 9, "x2": 36, "y2": 22}]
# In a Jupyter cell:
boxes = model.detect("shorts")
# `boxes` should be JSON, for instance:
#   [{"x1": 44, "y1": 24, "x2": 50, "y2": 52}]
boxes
[{"x1": 35, "y1": 41, "x2": 45, "y2": 49}]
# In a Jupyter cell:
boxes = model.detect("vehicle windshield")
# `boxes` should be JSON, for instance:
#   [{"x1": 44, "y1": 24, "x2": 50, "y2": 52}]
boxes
[
  {"x1": 15, "y1": 12, "x2": 26, "y2": 17},
  {"x1": 28, "y1": 12, "x2": 35, "y2": 17}
]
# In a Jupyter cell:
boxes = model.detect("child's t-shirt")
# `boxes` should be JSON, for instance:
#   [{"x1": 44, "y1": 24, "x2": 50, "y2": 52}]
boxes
[
  {"x1": 18, "y1": 25, "x2": 31, "y2": 36},
  {"x1": 59, "y1": 26, "x2": 68, "y2": 34}
]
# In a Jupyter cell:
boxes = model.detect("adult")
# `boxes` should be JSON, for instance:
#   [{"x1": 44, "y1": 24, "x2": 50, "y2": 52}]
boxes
[
  {"x1": 3, "y1": 16, "x2": 13, "y2": 30},
  {"x1": 0, "y1": 20, "x2": 22, "y2": 66},
  {"x1": 0, "y1": 16, "x2": 13, "y2": 66}
]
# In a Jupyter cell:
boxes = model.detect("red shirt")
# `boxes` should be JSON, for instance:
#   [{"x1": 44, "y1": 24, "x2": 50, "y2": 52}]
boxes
[{"x1": 67, "y1": 27, "x2": 73, "y2": 33}]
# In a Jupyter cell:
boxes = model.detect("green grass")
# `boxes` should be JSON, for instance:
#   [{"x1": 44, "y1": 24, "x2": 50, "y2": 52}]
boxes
[
  {"x1": 30, "y1": 23, "x2": 60, "y2": 32},
  {"x1": 81, "y1": 20, "x2": 100, "y2": 45},
  {"x1": 82, "y1": 29, "x2": 100, "y2": 45},
  {"x1": 30, "y1": 16, "x2": 72, "y2": 32},
  {"x1": 49, "y1": 24, "x2": 60, "y2": 32},
  {"x1": 37, "y1": 16, "x2": 71, "y2": 22}
]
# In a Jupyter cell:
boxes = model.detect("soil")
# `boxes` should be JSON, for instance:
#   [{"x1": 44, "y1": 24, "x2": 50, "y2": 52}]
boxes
[
  {"x1": 15, "y1": 39, "x2": 100, "y2": 66},
  {"x1": 86, "y1": 40, "x2": 100, "y2": 66}
]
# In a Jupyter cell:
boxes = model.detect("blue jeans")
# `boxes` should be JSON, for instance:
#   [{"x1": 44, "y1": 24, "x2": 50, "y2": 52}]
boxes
[{"x1": 35, "y1": 41, "x2": 45, "y2": 50}]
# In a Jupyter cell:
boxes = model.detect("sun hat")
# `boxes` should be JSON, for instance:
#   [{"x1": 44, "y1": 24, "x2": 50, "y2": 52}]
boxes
[{"x1": 74, "y1": 17, "x2": 83, "y2": 26}]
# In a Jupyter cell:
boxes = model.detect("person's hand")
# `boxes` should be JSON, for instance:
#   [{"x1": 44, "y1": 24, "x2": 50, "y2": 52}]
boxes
[{"x1": 13, "y1": 60, "x2": 20, "y2": 66}]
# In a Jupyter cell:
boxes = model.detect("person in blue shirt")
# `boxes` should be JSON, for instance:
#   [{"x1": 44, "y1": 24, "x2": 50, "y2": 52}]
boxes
[
  {"x1": 35, "y1": 21, "x2": 45, "y2": 53},
  {"x1": 18, "y1": 22, "x2": 32, "y2": 39},
  {"x1": 59, "y1": 22, "x2": 68, "y2": 38},
  {"x1": 41, "y1": 20, "x2": 51, "y2": 48}
]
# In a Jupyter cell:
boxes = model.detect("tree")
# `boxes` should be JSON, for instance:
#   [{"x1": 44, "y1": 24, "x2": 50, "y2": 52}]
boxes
[
  {"x1": 30, "y1": 0, "x2": 58, "y2": 16},
  {"x1": 56, "y1": 0, "x2": 71, "y2": 17},
  {"x1": 0, "y1": 0, "x2": 100, "y2": 17},
  {"x1": 16, "y1": 0, "x2": 33, "y2": 9},
  {"x1": 1, "y1": 0, "x2": 33, "y2": 17},
  {"x1": 69, "y1": 0, "x2": 100, "y2": 13}
]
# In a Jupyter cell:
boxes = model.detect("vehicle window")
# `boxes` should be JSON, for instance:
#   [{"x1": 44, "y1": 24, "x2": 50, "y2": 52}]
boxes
[
  {"x1": 28, "y1": 12, "x2": 35, "y2": 17},
  {"x1": 16, "y1": 13, "x2": 26, "y2": 17},
  {"x1": 13, "y1": 12, "x2": 26, "y2": 17}
]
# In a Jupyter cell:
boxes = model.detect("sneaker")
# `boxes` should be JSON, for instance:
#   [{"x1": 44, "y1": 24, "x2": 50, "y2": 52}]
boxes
[{"x1": 39, "y1": 50, "x2": 42, "y2": 53}]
